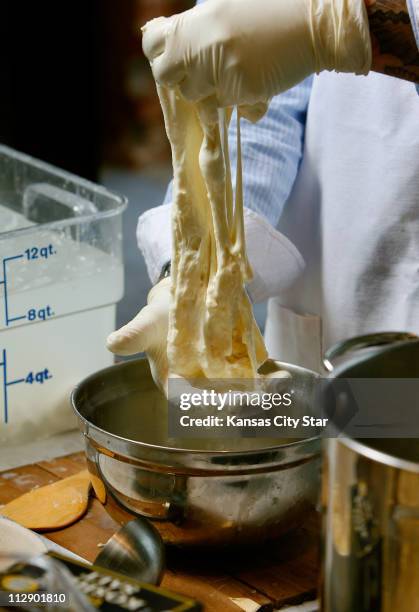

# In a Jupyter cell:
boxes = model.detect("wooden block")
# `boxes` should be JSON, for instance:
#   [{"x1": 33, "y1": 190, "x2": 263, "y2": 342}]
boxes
[
  {"x1": 45, "y1": 503, "x2": 117, "y2": 563},
  {"x1": 163, "y1": 568, "x2": 273, "y2": 612},
  {"x1": 200, "y1": 517, "x2": 320, "y2": 608},
  {"x1": 0, "y1": 464, "x2": 57, "y2": 491},
  {"x1": 38, "y1": 453, "x2": 87, "y2": 479}
]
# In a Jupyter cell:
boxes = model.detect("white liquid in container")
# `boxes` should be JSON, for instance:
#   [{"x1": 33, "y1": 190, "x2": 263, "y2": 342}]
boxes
[{"x1": 0, "y1": 149, "x2": 126, "y2": 447}]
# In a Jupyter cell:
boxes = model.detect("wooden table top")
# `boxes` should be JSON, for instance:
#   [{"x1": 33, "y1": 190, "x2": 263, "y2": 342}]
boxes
[{"x1": 0, "y1": 452, "x2": 320, "y2": 611}]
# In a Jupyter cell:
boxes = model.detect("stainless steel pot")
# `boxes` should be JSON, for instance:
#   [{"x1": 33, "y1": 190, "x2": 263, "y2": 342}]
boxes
[
  {"x1": 72, "y1": 358, "x2": 320, "y2": 548},
  {"x1": 321, "y1": 333, "x2": 419, "y2": 612}
]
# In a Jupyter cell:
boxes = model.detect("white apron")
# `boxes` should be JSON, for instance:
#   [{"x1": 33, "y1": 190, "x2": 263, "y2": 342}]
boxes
[{"x1": 265, "y1": 71, "x2": 419, "y2": 372}]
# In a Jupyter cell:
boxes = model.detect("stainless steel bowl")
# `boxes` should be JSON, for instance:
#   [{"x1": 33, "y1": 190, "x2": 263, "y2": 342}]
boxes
[
  {"x1": 321, "y1": 333, "x2": 419, "y2": 611},
  {"x1": 72, "y1": 358, "x2": 320, "y2": 547}
]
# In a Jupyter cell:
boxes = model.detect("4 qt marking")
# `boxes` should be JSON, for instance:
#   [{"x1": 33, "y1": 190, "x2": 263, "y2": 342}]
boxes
[{"x1": 0, "y1": 348, "x2": 53, "y2": 423}]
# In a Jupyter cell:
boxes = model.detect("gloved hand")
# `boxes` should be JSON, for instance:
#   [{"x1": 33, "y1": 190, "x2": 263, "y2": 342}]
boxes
[
  {"x1": 142, "y1": 0, "x2": 371, "y2": 113},
  {"x1": 106, "y1": 277, "x2": 170, "y2": 394}
]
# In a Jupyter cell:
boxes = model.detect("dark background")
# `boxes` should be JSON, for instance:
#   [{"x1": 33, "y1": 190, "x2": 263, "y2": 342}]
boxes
[
  {"x1": 0, "y1": 1, "x2": 104, "y2": 180},
  {"x1": 0, "y1": 0, "x2": 193, "y2": 181}
]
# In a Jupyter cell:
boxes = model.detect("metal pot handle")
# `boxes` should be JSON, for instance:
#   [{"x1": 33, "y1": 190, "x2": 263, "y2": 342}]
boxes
[{"x1": 323, "y1": 332, "x2": 418, "y2": 372}]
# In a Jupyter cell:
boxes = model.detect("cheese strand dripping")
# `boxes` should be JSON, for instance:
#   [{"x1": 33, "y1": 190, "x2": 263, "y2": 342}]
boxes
[{"x1": 157, "y1": 87, "x2": 268, "y2": 379}]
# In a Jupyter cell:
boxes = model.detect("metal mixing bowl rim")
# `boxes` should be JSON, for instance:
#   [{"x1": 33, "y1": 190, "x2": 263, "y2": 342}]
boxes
[
  {"x1": 328, "y1": 338, "x2": 419, "y2": 382},
  {"x1": 327, "y1": 340, "x2": 419, "y2": 474},
  {"x1": 338, "y1": 436, "x2": 419, "y2": 474},
  {"x1": 71, "y1": 359, "x2": 320, "y2": 459}
]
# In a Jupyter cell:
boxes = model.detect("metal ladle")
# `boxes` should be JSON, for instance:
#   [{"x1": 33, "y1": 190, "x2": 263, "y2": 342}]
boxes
[{"x1": 95, "y1": 517, "x2": 165, "y2": 585}]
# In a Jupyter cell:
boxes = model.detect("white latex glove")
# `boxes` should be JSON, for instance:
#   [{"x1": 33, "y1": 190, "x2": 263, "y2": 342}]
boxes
[
  {"x1": 142, "y1": 0, "x2": 371, "y2": 114},
  {"x1": 107, "y1": 277, "x2": 170, "y2": 394}
]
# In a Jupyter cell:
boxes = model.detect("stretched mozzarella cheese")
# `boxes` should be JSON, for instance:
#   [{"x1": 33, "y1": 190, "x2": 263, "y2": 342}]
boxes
[{"x1": 157, "y1": 87, "x2": 268, "y2": 379}]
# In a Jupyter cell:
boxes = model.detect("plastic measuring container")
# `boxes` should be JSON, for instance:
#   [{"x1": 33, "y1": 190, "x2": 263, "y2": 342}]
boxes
[{"x1": 0, "y1": 145, "x2": 127, "y2": 445}]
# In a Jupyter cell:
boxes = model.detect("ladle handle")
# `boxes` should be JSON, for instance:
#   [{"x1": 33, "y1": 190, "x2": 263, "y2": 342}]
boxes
[{"x1": 323, "y1": 331, "x2": 418, "y2": 373}]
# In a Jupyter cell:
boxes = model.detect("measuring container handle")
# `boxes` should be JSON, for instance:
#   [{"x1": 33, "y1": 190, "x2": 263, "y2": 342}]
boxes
[
  {"x1": 323, "y1": 331, "x2": 418, "y2": 372},
  {"x1": 23, "y1": 182, "x2": 97, "y2": 222}
]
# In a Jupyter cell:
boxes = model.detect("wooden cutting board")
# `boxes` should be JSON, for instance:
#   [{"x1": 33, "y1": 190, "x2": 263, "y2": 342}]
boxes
[{"x1": 0, "y1": 452, "x2": 320, "y2": 611}]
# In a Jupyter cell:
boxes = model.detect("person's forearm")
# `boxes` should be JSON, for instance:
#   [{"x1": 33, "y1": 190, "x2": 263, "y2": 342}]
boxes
[{"x1": 365, "y1": 0, "x2": 419, "y2": 83}]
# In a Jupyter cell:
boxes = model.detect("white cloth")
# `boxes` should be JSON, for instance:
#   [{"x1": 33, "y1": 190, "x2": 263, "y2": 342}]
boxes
[
  {"x1": 266, "y1": 71, "x2": 419, "y2": 369},
  {"x1": 0, "y1": 518, "x2": 47, "y2": 572}
]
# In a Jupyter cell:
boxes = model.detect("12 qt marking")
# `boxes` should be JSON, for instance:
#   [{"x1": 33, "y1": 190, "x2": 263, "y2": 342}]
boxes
[{"x1": 0, "y1": 244, "x2": 56, "y2": 326}]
